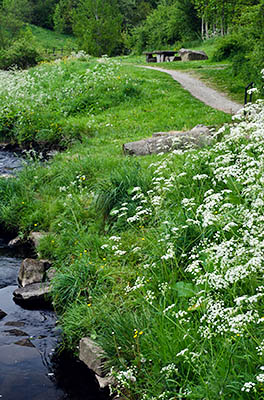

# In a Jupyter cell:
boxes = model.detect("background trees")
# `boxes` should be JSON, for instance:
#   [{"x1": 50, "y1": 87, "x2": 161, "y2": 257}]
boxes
[
  {"x1": 53, "y1": 0, "x2": 77, "y2": 33},
  {"x1": 0, "y1": 0, "x2": 263, "y2": 79},
  {"x1": 126, "y1": 0, "x2": 200, "y2": 53},
  {"x1": 0, "y1": 0, "x2": 32, "y2": 48},
  {"x1": 72, "y1": 0, "x2": 123, "y2": 56},
  {"x1": 31, "y1": 0, "x2": 59, "y2": 29}
]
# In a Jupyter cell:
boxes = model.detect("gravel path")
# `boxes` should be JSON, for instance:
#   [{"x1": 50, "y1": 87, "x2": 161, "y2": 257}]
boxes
[{"x1": 142, "y1": 66, "x2": 243, "y2": 114}]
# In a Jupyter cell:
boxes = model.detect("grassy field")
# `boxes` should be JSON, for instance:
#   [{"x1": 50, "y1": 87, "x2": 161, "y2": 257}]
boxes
[
  {"x1": 0, "y1": 54, "x2": 230, "y2": 148},
  {"x1": 0, "y1": 35, "x2": 264, "y2": 399},
  {"x1": 30, "y1": 24, "x2": 78, "y2": 57}
]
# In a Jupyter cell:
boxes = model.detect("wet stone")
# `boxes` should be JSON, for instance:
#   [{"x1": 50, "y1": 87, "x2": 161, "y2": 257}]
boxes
[
  {"x1": 29, "y1": 232, "x2": 47, "y2": 249},
  {"x1": 4, "y1": 321, "x2": 25, "y2": 327},
  {"x1": 79, "y1": 337, "x2": 106, "y2": 377},
  {"x1": 18, "y1": 258, "x2": 52, "y2": 287},
  {"x1": 13, "y1": 282, "x2": 52, "y2": 306},
  {"x1": 0, "y1": 309, "x2": 7, "y2": 320},
  {"x1": 4, "y1": 328, "x2": 29, "y2": 337},
  {"x1": 15, "y1": 338, "x2": 35, "y2": 348},
  {"x1": 8, "y1": 236, "x2": 24, "y2": 248}
]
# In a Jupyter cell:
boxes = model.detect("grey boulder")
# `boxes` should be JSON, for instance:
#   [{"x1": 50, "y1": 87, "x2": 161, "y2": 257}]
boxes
[
  {"x1": 18, "y1": 258, "x2": 52, "y2": 287},
  {"x1": 179, "y1": 48, "x2": 208, "y2": 61},
  {"x1": 79, "y1": 337, "x2": 106, "y2": 377},
  {"x1": 123, "y1": 125, "x2": 214, "y2": 156},
  {"x1": 13, "y1": 282, "x2": 52, "y2": 305},
  {"x1": 79, "y1": 337, "x2": 114, "y2": 389}
]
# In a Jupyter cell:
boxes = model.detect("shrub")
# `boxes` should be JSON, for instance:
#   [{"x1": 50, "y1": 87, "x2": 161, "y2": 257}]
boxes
[
  {"x1": 212, "y1": 34, "x2": 246, "y2": 61},
  {"x1": 0, "y1": 27, "x2": 42, "y2": 70}
]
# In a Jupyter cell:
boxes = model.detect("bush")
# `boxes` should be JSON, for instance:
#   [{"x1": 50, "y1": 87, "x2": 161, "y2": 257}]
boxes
[
  {"x1": 212, "y1": 34, "x2": 246, "y2": 61},
  {"x1": 0, "y1": 27, "x2": 42, "y2": 70}
]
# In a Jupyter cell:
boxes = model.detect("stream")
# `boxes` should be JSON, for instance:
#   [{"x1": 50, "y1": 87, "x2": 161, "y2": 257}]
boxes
[{"x1": 0, "y1": 151, "x2": 110, "y2": 400}]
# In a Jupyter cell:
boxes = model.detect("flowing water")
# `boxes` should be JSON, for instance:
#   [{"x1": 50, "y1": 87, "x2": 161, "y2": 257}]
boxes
[
  {"x1": 0, "y1": 150, "x2": 22, "y2": 177},
  {"x1": 0, "y1": 151, "x2": 110, "y2": 400}
]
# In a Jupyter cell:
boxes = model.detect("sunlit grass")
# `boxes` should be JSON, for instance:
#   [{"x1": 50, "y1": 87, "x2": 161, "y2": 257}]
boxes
[{"x1": 1, "y1": 53, "x2": 263, "y2": 399}]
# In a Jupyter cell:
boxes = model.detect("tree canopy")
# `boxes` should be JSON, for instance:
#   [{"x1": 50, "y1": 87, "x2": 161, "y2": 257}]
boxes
[{"x1": 0, "y1": 0, "x2": 263, "y2": 69}]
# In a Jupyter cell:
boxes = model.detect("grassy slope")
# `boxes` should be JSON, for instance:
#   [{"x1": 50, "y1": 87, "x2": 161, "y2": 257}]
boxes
[
  {"x1": 30, "y1": 24, "x2": 77, "y2": 55},
  {"x1": 1, "y1": 30, "x2": 263, "y2": 399}
]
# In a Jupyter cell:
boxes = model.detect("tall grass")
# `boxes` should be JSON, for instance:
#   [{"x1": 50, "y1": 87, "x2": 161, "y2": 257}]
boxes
[{"x1": 1, "y1": 54, "x2": 262, "y2": 399}]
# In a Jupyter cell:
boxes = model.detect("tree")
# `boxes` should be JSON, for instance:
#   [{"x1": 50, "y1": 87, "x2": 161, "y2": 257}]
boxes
[
  {"x1": 191, "y1": 0, "x2": 260, "y2": 38},
  {"x1": 118, "y1": 0, "x2": 153, "y2": 29},
  {"x1": 31, "y1": 0, "x2": 59, "y2": 29},
  {"x1": 53, "y1": 0, "x2": 78, "y2": 33},
  {"x1": 127, "y1": 0, "x2": 200, "y2": 53},
  {"x1": 2, "y1": 0, "x2": 32, "y2": 22},
  {"x1": 0, "y1": 0, "x2": 32, "y2": 48},
  {"x1": 72, "y1": 0, "x2": 122, "y2": 56}
]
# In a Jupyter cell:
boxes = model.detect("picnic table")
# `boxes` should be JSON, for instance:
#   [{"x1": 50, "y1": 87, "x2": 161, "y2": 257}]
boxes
[{"x1": 144, "y1": 50, "x2": 181, "y2": 63}]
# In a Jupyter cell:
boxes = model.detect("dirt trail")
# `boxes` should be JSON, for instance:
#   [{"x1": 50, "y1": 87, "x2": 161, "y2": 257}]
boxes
[{"x1": 142, "y1": 66, "x2": 243, "y2": 114}]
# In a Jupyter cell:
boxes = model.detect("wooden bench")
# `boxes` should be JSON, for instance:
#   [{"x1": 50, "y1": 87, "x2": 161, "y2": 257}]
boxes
[{"x1": 144, "y1": 50, "x2": 181, "y2": 63}]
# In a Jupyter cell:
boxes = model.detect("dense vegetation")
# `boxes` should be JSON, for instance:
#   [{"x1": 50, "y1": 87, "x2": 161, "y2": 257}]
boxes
[
  {"x1": 0, "y1": 52, "x2": 263, "y2": 399},
  {"x1": 0, "y1": 0, "x2": 264, "y2": 399},
  {"x1": 0, "y1": 0, "x2": 263, "y2": 86}
]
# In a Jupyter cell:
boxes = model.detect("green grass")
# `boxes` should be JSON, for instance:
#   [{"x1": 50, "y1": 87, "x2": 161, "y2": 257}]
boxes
[
  {"x1": 1, "y1": 53, "x2": 264, "y2": 399},
  {"x1": 29, "y1": 24, "x2": 78, "y2": 56},
  {"x1": 0, "y1": 56, "x2": 230, "y2": 148},
  {"x1": 190, "y1": 67, "x2": 247, "y2": 103}
]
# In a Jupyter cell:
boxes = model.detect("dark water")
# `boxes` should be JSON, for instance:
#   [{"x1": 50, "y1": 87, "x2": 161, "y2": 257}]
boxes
[
  {"x1": 0, "y1": 246, "x2": 110, "y2": 400},
  {"x1": 0, "y1": 152, "x2": 110, "y2": 400}
]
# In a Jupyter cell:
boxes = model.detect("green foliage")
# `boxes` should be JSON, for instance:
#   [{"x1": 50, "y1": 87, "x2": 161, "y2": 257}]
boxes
[
  {"x1": 1, "y1": 57, "x2": 169, "y2": 146},
  {"x1": 127, "y1": 0, "x2": 200, "y2": 53},
  {"x1": 0, "y1": 27, "x2": 42, "y2": 69},
  {"x1": 72, "y1": 0, "x2": 123, "y2": 57},
  {"x1": 2, "y1": 0, "x2": 32, "y2": 23},
  {"x1": 30, "y1": 0, "x2": 59, "y2": 29},
  {"x1": 29, "y1": 24, "x2": 77, "y2": 59},
  {"x1": 94, "y1": 160, "x2": 153, "y2": 228},
  {"x1": 210, "y1": 2, "x2": 264, "y2": 91},
  {"x1": 53, "y1": 0, "x2": 77, "y2": 34},
  {"x1": 118, "y1": 0, "x2": 154, "y2": 29},
  {"x1": 212, "y1": 34, "x2": 246, "y2": 61},
  {"x1": 0, "y1": 55, "x2": 245, "y2": 399},
  {"x1": 52, "y1": 255, "x2": 97, "y2": 313},
  {"x1": 232, "y1": 1, "x2": 264, "y2": 89}
]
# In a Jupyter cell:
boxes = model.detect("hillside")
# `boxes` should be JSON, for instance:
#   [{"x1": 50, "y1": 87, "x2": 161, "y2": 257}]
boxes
[{"x1": 30, "y1": 24, "x2": 77, "y2": 55}]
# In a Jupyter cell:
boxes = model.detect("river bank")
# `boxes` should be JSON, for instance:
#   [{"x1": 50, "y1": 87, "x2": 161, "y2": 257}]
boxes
[
  {"x1": 0, "y1": 55, "x2": 263, "y2": 398},
  {"x1": 0, "y1": 150, "x2": 110, "y2": 400}
]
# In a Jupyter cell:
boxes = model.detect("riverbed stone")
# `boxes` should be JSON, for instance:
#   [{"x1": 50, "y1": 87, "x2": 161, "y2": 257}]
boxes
[
  {"x1": 8, "y1": 236, "x2": 24, "y2": 248},
  {"x1": 0, "y1": 308, "x2": 7, "y2": 320},
  {"x1": 95, "y1": 374, "x2": 115, "y2": 389},
  {"x1": 46, "y1": 267, "x2": 57, "y2": 282},
  {"x1": 4, "y1": 321, "x2": 25, "y2": 327},
  {"x1": 123, "y1": 125, "x2": 213, "y2": 156},
  {"x1": 18, "y1": 258, "x2": 52, "y2": 287},
  {"x1": 179, "y1": 48, "x2": 208, "y2": 61},
  {"x1": 15, "y1": 338, "x2": 35, "y2": 348},
  {"x1": 29, "y1": 231, "x2": 47, "y2": 249},
  {"x1": 79, "y1": 337, "x2": 106, "y2": 377},
  {"x1": 13, "y1": 282, "x2": 52, "y2": 305},
  {"x1": 4, "y1": 328, "x2": 29, "y2": 336}
]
